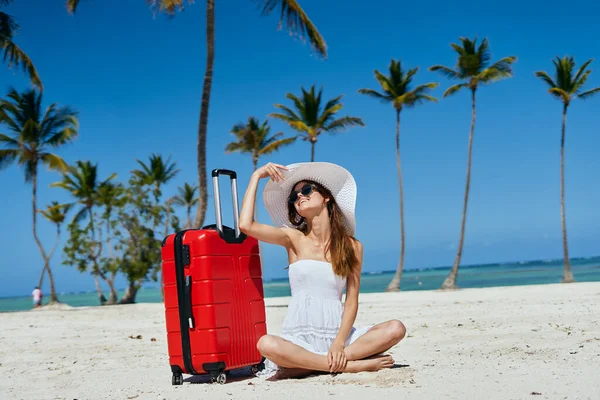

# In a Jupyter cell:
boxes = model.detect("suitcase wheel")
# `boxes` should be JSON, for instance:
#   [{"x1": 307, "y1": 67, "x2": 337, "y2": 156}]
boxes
[
  {"x1": 211, "y1": 372, "x2": 227, "y2": 385},
  {"x1": 172, "y1": 373, "x2": 183, "y2": 386}
]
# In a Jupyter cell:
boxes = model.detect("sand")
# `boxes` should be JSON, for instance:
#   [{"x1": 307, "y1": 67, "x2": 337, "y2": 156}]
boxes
[{"x1": 1, "y1": 282, "x2": 600, "y2": 400}]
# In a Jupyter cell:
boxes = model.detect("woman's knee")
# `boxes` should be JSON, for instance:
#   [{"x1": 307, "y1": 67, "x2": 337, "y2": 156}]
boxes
[
  {"x1": 386, "y1": 320, "x2": 406, "y2": 343},
  {"x1": 257, "y1": 334, "x2": 280, "y2": 357}
]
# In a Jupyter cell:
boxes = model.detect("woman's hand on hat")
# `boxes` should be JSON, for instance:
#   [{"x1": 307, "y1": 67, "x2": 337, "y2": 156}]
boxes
[{"x1": 253, "y1": 162, "x2": 287, "y2": 182}]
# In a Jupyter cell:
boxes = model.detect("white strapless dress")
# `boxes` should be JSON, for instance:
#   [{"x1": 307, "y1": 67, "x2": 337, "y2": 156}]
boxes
[{"x1": 260, "y1": 259, "x2": 373, "y2": 377}]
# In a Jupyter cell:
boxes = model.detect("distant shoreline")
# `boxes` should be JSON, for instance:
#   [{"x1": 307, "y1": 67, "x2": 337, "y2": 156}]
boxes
[{"x1": 2, "y1": 255, "x2": 599, "y2": 300}]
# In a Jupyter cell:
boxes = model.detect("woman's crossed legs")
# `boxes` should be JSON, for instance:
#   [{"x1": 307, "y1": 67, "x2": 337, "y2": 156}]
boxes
[{"x1": 257, "y1": 319, "x2": 406, "y2": 380}]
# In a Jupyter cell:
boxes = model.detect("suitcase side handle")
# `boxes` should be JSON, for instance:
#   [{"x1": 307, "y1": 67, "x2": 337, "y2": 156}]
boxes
[{"x1": 211, "y1": 168, "x2": 241, "y2": 240}]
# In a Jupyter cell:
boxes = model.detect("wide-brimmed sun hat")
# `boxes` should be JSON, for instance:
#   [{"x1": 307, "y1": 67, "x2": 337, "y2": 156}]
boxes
[{"x1": 262, "y1": 162, "x2": 357, "y2": 235}]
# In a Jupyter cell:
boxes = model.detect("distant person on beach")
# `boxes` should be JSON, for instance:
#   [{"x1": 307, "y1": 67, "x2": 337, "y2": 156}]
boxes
[
  {"x1": 240, "y1": 161, "x2": 406, "y2": 380},
  {"x1": 32, "y1": 286, "x2": 42, "y2": 308}
]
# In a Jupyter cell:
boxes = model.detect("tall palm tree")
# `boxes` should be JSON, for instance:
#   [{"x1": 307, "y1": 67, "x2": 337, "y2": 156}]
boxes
[
  {"x1": 535, "y1": 56, "x2": 600, "y2": 283},
  {"x1": 38, "y1": 201, "x2": 72, "y2": 297},
  {"x1": 226, "y1": 116, "x2": 296, "y2": 170},
  {"x1": 68, "y1": 0, "x2": 327, "y2": 230},
  {"x1": 1, "y1": 0, "x2": 42, "y2": 89},
  {"x1": 0, "y1": 88, "x2": 78, "y2": 304},
  {"x1": 358, "y1": 59, "x2": 438, "y2": 292},
  {"x1": 270, "y1": 85, "x2": 365, "y2": 161},
  {"x1": 51, "y1": 160, "x2": 118, "y2": 303},
  {"x1": 172, "y1": 182, "x2": 198, "y2": 229},
  {"x1": 429, "y1": 37, "x2": 517, "y2": 290}
]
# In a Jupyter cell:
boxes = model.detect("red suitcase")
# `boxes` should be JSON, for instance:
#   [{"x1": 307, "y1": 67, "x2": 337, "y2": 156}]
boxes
[{"x1": 161, "y1": 169, "x2": 267, "y2": 385}]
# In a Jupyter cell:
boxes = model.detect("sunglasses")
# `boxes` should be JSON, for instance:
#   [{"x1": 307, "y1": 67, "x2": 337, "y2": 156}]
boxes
[{"x1": 288, "y1": 184, "x2": 317, "y2": 204}]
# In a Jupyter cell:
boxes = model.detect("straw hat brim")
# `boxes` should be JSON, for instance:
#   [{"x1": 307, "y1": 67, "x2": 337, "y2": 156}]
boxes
[{"x1": 262, "y1": 162, "x2": 357, "y2": 235}]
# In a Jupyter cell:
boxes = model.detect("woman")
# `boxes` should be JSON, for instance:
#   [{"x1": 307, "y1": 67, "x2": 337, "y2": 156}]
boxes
[{"x1": 239, "y1": 161, "x2": 406, "y2": 380}]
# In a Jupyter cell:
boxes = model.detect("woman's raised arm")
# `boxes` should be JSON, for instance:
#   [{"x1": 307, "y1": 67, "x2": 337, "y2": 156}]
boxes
[{"x1": 239, "y1": 162, "x2": 293, "y2": 249}]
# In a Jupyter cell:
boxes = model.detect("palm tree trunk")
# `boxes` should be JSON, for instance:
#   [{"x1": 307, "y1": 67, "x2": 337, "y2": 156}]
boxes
[
  {"x1": 560, "y1": 104, "x2": 575, "y2": 283},
  {"x1": 192, "y1": 0, "x2": 215, "y2": 230},
  {"x1": 38, "y1": 265, "x2": 46, "y2": 289},
  {"x1": 32, "y1": 169, "x2": 59, "y2": 304},
  {"x1": 186, "y1": 207, "x2": 191, "y2": 229},
  {"x1": 441, "y1": 88, "x2": 477, "y2": 290},
  {"x1": 386, "y1": 109, "x2": 405, "y2": 292},
  {"x1": 39, "y1": 226, "x2": 61, "y2": 301},
  {"x1": 310, "y1": 139, "x2": 316, "y2": 162}
]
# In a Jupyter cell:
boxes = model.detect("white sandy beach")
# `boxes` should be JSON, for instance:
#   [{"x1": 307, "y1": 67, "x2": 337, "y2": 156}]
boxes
[{"x1": 2, "y1": 282, "x2": 600, "y2": 400}]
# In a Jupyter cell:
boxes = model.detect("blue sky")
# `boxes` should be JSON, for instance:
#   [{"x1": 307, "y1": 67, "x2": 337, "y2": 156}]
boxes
[{"x1": 1, "y1": 0, "x2": 599, "y2": 297}]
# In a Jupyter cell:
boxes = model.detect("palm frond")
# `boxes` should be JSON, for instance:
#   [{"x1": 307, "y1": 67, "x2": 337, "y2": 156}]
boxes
[
  {"x1": 225, "y1": 141, "x2": 247, "y2": 153},
  {"x1": 577, "y1": 87, "x2": 600, "y2": 100},
  {"x1": 412, "y1": 82, "x2": 440, "y2": 95},
  {"x1": 257, "y1": 0, "x2": 327, "y2": 58},
  {"x1": 146, "y1": 0, "x2": 190, "y2": 16},
  {"x1": 571, "y1": 70, "x2": 591, "y2": 93},
  {"x1": 259, "y1": 136, "x2": 297, "y2": 155},
  {"x1": 0, "y1": 132, "x2": 19, "y2": 147},
  {"x1": 1, "y1": 40, "x2": 42, "y2": 90},
  {"x1": 271, "y1": 104, "x2": 301, "y2": 121},
  {"x1": 317, "y1": 102, "x2": 343, "y2": 126},
  {"x1": 428, "y1": 65, "x2": 460, "y2": 80},
  {"x1": 0, "y1": 148, "x2": 18, "y2": 170},
  {"x1": 0, "y1": 104, "x2": 20, "y2": 133},
  {"x1": 573, "y1": 58, "x2": 594, "y2": 85},
  {"x1": 65, "y1": 0, "x2": 80, "y2": 14},
  {"x1": 284, "y1": 92, "x2": 306, "y2": 117},
  {"x1": 443, "y1": 83, "x2": 468, "y2": 98},
  {"x1": 323, "y1": 116, "x2": 364, "y2": 134},
  {"x1": 40, "y1": 153, "x2": 68, "y2": 172},
  {"x1": 357, "y1": 88, "x2": 390, "y2": 103},
  {"x1": 0, "y1": 11, "x2": 18, "y2": 38},
  {"x1": 534, "y1": 71, "x2": 557, "y2": 89},
  {"x1": 374, "y1": 70, "x2": 394, "y2": 94},
  {"x1": 287, "y1": 119, "x2": 311, "y2": 133},
  {"x1": 269, "y1": 111, "x2": 297, "y2": 123},
  {"x1": 548, "y1": 87, "x2": 570, "y2": 103}
]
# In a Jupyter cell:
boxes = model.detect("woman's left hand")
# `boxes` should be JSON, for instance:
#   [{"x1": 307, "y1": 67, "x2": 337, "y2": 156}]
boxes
[{"x1": 328, "y1": 342, "x2": 347, "y2": 373}]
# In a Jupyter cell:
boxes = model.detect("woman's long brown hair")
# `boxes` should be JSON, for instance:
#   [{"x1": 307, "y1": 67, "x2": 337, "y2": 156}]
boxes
[{"x1": 287, "y1": 180, "x2": 358, "y2": 278}]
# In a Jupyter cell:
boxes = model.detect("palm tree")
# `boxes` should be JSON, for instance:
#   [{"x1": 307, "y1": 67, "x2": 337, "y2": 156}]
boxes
[
  {"x1": 38, "y1": 202, "x2": 72, "y2": 297},
  {"x1": 131, "y1": 153, "x2": 179, "y2": 203},
  {"x1": 358, "y1": 60, "x2": 438, "y2": 292},
  {"x1": 226, "y1": 116, "x2": 296, "y2": 170},
  {"x1": 0, "y1": 88, "x2": 78, "y2": 304},
  {"x1": 1, "y1": 0, "x2": 42, "y2": 89},
  {"x1": 535, "y1": 56, "x2": 600, "y2": 283},
  {"x1": 51, "y1": 160, "x2": 118, "y2": 303},
  {"x1": 429, "y1": 37, "x2": 517, "y2": 290},
  {"x1": 172, "y1": 182, "x2": 198, "y2": 229},
  {"x1": 270, "y1": 85, "x2": 365, "y2": 161},
  {"x1": 68, "y1": 0, "x2": 327, "y2": 230}
]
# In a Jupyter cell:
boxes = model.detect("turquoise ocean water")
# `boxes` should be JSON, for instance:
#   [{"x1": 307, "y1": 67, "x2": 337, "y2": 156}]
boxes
[{"x1": 2, "y1": 256, "x2": 599, "y2": 313}]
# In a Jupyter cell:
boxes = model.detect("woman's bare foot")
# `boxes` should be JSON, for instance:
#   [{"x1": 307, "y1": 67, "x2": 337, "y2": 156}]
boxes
[{"x1": 345, "y1": 354, "x2": 394, "y2": 373}]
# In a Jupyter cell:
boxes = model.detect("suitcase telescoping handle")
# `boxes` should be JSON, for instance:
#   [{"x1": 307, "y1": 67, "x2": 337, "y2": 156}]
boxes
[{"x1": 211, "y1": 169, "x2": 241, "y2": 239}]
